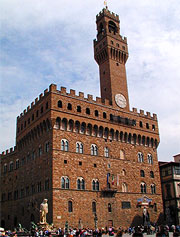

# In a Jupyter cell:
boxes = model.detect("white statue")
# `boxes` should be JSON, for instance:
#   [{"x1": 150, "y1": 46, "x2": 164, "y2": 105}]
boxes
[{"x1": 40, "y1": 199, "x2": 48, "y2": 223}]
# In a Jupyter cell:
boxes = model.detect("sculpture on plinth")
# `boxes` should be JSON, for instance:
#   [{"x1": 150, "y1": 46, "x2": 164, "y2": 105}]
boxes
[{"x1": 40, "y1": 199, "x2": 48, "y2": 224}]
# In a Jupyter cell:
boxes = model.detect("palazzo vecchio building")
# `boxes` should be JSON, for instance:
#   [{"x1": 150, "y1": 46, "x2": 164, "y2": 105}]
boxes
[{"x1": 0, "y1": 7, "x2": 164, "y2": 230}]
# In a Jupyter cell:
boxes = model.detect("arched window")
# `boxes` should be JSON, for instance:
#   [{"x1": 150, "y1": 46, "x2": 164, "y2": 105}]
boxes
[
  {"x1": 148, "y1": 154, "x2": 153, "y2": 164},
  {"x1": 140, "y1": 170, "x2": 145, "y2": 177},
  {"x1": 3, "y1": 164, "x2": 7, "y2": 173},
  {"x1": 86, "y1": 108, "x2": 90, "y2": 115},
  {"x1": 15, "y1": 159, "x2": 20, "y2": 169},
  {"x1": 61, "y1": 139, "x2": 69, "y2": 151},
  {"x1": 58, "y1": 100, "x2": 62, "y2": 108},
  {"x1": 150, "y1": 171, "x2": 154, "y2": 178},
  {"x1": 108, "y1": 21, "x2": 117, "y2": 34},
  {"x1": 76, "y1": 142, "x2": 83, "y2": 154},
  {"x1": 61, "y1": 177, "x2": 65, "y2": 189},
  {"x1": 122, "y1": 183, "x2": 128, "y2": 192},
  {"x1": 92, "y1": 201, "x2": 96, "y2": 213},
  {"x1": 91, "y1": 144, "x2": 98, "y2": 156},
  {"x1": 9, "y1": 162, "x2": 14, "y2": 172},
  {"x1": 104, "y1": 147, "x2": 109, "y2": 157},
  {"x1": 92, "y1": 179, "x2": 99, "y2": 191},
  {"x1": 77, "y1": 106, "x2": 81, "y2": 112},
  {"x1": 120, "y1": 150, "x2": 125, "y2": 159},
  {"x1": 67, "y1": 103, "x2": 72, "y2": 110},
  {"x1": 141, "y1": 182, "x2": 146, "y2": 194},
  {"x1": 65, "y1": 177, "x2": 70, "y2": 189},
  {"x1": 68, "y1": 201, "x2": 73, "y2": 212},
  {"x1": 108, "y1": 203, "x2": 112, "y2": 212},
  {"x1": 138, "y1": 152, "x2": 144, "y2": 163},
  {"x1": 122, "y1": 169, "x2": 126, "y2": 176},
  {"x1": 55, "y1": 117, "x2": 60, "y2": 129},
  {"x1": 95, "y1": 110, "x2": 99, "y2": 117},
  {"x1": 77, "y1": 178, "x2": 85, "y2": 190},
  {"x1": 151, "y1": 184, "x2": 156, "y2": 194}
]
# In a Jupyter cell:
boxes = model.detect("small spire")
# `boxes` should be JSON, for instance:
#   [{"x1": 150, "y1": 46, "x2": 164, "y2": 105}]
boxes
[{"x1": 104, "y1": 0, "x2": 108, "y2": 8}]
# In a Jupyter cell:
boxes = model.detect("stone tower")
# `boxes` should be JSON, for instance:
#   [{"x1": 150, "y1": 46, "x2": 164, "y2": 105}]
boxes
[{"x1": 94, "y1": 7, "x2": 129, "y2": 111}]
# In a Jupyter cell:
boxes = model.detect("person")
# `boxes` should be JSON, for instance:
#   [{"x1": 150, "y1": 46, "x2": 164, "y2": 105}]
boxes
[{"x1": 40, "y1": 199, "x2": 48, "y2": 224}]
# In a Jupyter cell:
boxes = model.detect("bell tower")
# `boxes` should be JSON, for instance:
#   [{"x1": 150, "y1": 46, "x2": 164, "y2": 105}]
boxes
[{"x1": 94, "y1": 7, "x2": 130, "y2": 111}]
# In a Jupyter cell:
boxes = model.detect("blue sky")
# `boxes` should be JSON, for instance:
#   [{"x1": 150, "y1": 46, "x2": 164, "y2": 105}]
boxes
[{"x1": 0, "y1": 0, "x2": 180, "y2": 161}]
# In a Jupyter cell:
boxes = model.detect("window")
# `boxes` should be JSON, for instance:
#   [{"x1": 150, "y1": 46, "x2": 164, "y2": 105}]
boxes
[
  {"x1": 58, "y1": 100, "x2": 62, "y2": 108},
  {"x1": 86, "y1": 108, "x2": 90, "y2": 115},
  {"x1": 68, "y1": 201, "x2": 73, "y2": 212},
  {"x1": 9, "y1": 162, "x2": 14, "y2": 172},
  {"x1": 15, "y1": 159, "x2": 20, "y2": 169},
  {"x1": 108, "y1": 203, "x2": 112, "y2": 212},
  {"x1": 122, "y1": 183, "x2": 128, "y2": 192},
  {"x1": 122, "y1": 201, "x2": 131, "y2": 209},
  {"x1": 150, "y1": 171, "x2": 154, "y2": 178},
  {"x1": 36, "y1": 110, "x2": 39, "y2": 117},
  {"x1": 141, "y1": 182, "x2": 146, "y2": 194},
  {"x1": 140, "y1": 170, "x2": 145, "y2": 177},
  {"x1": 64, "y1": 160, "x2": 67, "y2": 164},
  {"x1": 91, "y1": 144, "x2": 98, "y2": 156},
  {"x1": 103, "y1": 112, "x2": 107, "y2": 119},
  {"x1": 138, "y1": 152, "x2": 144, "y2": 163},
  {"x1": 45, "y1": 141, "x2": 50, "y2": 153},
  {"x1": 38, "y1": 146, "x2": 42, "y2": 157},
  {"x1": 165, "y1": 184, "x2": 171, "y2": 198},
  {"x1": 37, "y1": 182, "x2": 41, "y2": 192},
  {"x1": 61, "y1": 177, "x2": 70, "y2": 189},
  {"x1": 77, "y1": 178, "x2": 85, "y2": 190},
  {"x1": 41, "y1": 106, "x2": 43, "y2": 114},
  {"x1": 120, "y1": 150, "x2": 125, "y2": 159},
  {"x1": 174, "y1": 166, "x2": 180, "y2": 175},
  {"x1": 61, "y1": 139, "x2": 69, "y2": 151},
  {"x1": 67, "y1": 103, "x2": 72, "y2": 110},
  {"x1": 152, "y1": 125, "x2": 156, "y2": 131},
  {"x1": 151, "y1": 184, "x2": 156, "y2": 194},
  {"x1": 148, "y1": 154, "x2": 153, "y2": 164},
  {"x1": 77, "y1": 106, "x2": 81, "y2": 112},
  {"x1": 104, "y1": 147, "x2": 109, "y2": 157},
  {"x1": 95, "y1": 110, "x2": 99, "y2": 117},
  {"x1": 46, "y1": 102, "x2": 48, "y2": 109},
  {"x1": 92, "y1": 201, "x2": 96, "y2": 213},
  {"x1": 3, "y1": 164, "x2": 8, "y2": 173},
  {"x1": 79, "y1": 161, "x2": 82, "y2": 166},
  {"x1": 76, "y1": 142, "x2": 83, "y2": 154},
  {"x1": 92, "y1": 179, "x2": 99, "y2": 191},
  {"x1": 32, "y1": 151, "x2": 36, "y2": 160},
  {"x1": 45, "y1": 179, "x2": 49, "y2": 190},
  {"x1": 146, "y1": 123, "x2": 149, "y2": 129},
  {"x1": 28, "y1": 118, "x2": 30, "y2": 124},
  {"x1": 139, "y1": 121, "x2": 143, "y2": 128}
]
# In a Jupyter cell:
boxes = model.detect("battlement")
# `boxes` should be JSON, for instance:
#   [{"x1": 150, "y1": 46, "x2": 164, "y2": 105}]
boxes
[
  {"x1": 1, "y1": 146, "x2": 17, "y2": 157},
  {"x1": 96, "y1": 7, "x2": 119, "y2": 22},
  {"x1": 131, "y1": 108, "x2": 157, "y2": 120},
  {"x1": 17, "y1": 84, "x2": 158, "y2": 122}
]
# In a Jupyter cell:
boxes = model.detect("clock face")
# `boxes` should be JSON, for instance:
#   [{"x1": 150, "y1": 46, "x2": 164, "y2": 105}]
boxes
[{"x1": 115, "y1": 94, "x2": 127, "y2": 108}]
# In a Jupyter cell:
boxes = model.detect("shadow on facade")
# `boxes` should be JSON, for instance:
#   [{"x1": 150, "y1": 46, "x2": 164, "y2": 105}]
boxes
[{"x1": 130, "y1": 215, "x2": 143, "y2": 227}]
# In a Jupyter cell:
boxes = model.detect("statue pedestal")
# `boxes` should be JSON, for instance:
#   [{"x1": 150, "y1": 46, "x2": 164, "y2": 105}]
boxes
[{"x1": 38, "y1": 222, "x2": 49, "y2": 229}]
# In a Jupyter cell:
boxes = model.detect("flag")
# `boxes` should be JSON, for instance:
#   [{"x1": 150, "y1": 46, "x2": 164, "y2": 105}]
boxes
[{"x1": 104, "y1": 0, "x2": 107, "y2": 7}]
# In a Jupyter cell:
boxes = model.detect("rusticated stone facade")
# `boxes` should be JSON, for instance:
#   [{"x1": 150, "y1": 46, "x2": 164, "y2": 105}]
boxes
[{"x1": 0, "y1": 7, "x2": 163, "y2": 230}]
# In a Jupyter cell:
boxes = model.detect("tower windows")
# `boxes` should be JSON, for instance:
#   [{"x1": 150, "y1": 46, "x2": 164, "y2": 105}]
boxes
[
  {"x1": 15, "y1": 159, "x2": 20, "y2": 169},
  {"x1": 139, "y1": 121, "x2": 143, "y2": 128},
  {"x1": 108, "y1": 21, "x2": 117, "y2": 34},
  {"x1": 152, "y1": 125, "x2": 156, "y2": 131},
  {"x1": 45, "y1": 141, "x2": 50, "y2": 153},
  {"x1": 41, "y1": 106, "x2": 43, "y2": 114},
  {"x1": 140, "y1": 182, "x2": 147, "y2": 194},
  {"x1": 9, "y1": 162, "x2": 14, "y2": 172},
  {"x1": 146, "y1": 123, "x2": 149, "y2": 129},
  {"x1": 138, "y1": 152, "x2": 144, "y2": 163},
  {"x1": 108, "y1": 203, "x2": 112, "y2": 212},
  {"x1": 58, "y1": 100, "x2": 62, "y2": 108},
  {"x1": 61, "y1": 139, "x2": 69, "y2": 151},
  {"x1": 3, "y1": 164, "x2": 7, "y2": 173},
  {"x1": 91, "y1": 144, "x2": 98, "y2": 156}
]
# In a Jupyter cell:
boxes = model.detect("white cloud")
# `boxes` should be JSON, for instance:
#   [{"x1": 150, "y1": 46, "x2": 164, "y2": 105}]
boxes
[{"x1": 0, "y1": 0, "x2": 180, "y2": 161}]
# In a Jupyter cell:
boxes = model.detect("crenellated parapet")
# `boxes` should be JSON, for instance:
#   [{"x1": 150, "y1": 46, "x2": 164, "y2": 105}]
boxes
[
  {"x1": 96, "y1": 7, "x2": 119, "y2": 23},
  {"x1": 1, "y1": 146, "x2": 17, "y2": 157}
]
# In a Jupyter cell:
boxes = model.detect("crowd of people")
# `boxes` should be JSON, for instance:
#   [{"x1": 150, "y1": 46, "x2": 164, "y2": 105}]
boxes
[{"x1": 0, "y1": 224, "x2": 180, "y2": 236}]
